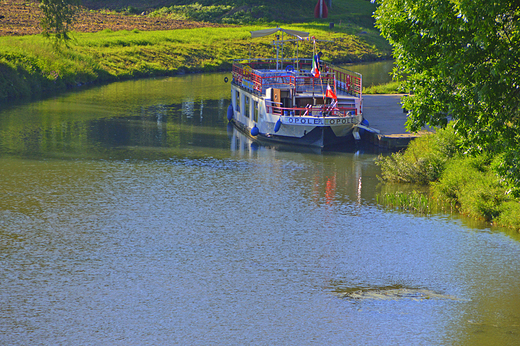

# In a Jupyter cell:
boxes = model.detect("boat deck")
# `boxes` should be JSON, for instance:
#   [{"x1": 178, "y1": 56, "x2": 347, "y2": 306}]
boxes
[
  {"x1": 232, "y1": 59, "x2": 362, "y2": 98},
  {"x1": 294, "y1": 91, "x2": 359, "y2": 100}
]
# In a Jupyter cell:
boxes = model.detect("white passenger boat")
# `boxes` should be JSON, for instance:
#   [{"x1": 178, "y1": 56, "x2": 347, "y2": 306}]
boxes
[{"x1": 227, "y1": 27, "x2": 371, "y2": 149}]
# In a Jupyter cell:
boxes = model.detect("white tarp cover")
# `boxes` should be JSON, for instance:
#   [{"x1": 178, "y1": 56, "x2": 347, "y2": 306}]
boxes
[{"x1": 250, "y1": 28, "x2": 309, "y2": 39}]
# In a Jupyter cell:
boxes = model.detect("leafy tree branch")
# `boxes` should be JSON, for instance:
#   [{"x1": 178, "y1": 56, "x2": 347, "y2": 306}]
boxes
[
  {"x1": 374, "y1": 0, "x2": 520, "y2": 187},
  {"x1": 40, "y1": 0, "x2": 81, "y2": 47}
]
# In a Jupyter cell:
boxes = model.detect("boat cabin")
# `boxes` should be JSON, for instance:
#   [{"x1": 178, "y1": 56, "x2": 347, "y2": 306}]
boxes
[{"x1": 231, "y1": 58, "x2": 362, "y2": 117}]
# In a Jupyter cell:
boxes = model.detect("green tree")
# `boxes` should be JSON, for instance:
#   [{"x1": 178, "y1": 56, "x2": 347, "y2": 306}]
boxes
[
  {"x1": 40, "y1": 0, "x2": 81, "y2": 47},
  {"x1": 374, "y1": 0, "x2": 520, "y2": 187}
]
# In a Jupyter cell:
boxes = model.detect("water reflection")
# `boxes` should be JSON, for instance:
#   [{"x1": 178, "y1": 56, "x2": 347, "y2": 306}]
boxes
[
  {"x1": 0, "y1": 71, "x2": 519, "y2": 345},
  {"x1": 0, "y1": 73, "x2": 232, "y2": 161},
  {"x1": 342, "y1": 60, "x2": 395, "y2": 87},
  {"x1": 228, "y1": 127, "x2": 377, "y2": 207}
]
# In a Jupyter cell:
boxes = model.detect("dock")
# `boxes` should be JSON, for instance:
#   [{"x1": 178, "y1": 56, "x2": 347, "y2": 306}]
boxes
[{"x1": 362, "y1": 94, "x2": 427, "y2": 150}]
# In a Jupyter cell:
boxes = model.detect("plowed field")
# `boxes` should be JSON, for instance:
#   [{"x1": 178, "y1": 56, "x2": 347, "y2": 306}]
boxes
[{"x1": 0, "y1": 0, "x2": 220, "y2": 36}]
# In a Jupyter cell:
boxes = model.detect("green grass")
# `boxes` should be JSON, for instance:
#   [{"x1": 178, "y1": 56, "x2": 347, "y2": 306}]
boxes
[
  {"x1": 375, "y1": 126, "x2": 459, "y2": 184},
  {"x1": 363, "y1": 81, "x2": 402, "y2": 94},
  {"x1": 431, "y1": 155, "x2": 511, "y2": 221},
  {"x1": 0, "y1": 24, "x2": 391, "y2": 100},
  {"x1": 376, "y1": 190, "x2": 433, "y2": 215},
  {"x1": 375, "y1": 125, "x2": 520, "y2": 232}
]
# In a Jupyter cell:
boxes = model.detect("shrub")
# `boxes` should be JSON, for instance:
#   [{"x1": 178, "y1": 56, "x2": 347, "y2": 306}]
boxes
[
  {"x1": 376, "y1": 125, "x2": 520, "y2": 230},
  {"x1": 496, "y1": 201, "x2": 520, "y2": 230},
  {"x1": 125, "y1": 6, "x2": 141, "y2": 15},
  {"x1": 149, "y1": 4, "x2": 234, "y2": 23},
  {"x1": 376, "y1": 125, "x2": 459, "y2": 184},
  {"x1": 431, "y1": 155, "x2": 508, "y2": 220}
]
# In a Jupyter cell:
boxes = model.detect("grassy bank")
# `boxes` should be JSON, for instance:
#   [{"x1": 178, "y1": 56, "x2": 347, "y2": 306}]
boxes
[
  {"x1": 376, "y1": 127, "x2": 520, "y2": 232},
  {"x1": 363, "y1": 81, "x2": 401, "y2": 94},
  {"x1": 0, "y1": 24, "x2": 391, "y2": 100},
  {"x1": 85, "y1": 0, "x2": 378, "y2": 28}
]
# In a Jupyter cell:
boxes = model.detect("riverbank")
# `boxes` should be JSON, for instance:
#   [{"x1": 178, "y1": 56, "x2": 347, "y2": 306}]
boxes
[
  {"x1": 376, "y1": 127, "x2": 520, "y2": 232},
  {"x1": 0, "y1": 25, "x2": 390, "y2": 101},
  {"x1": 0, "y1": 0, "x2": 391, "y2": 101}
]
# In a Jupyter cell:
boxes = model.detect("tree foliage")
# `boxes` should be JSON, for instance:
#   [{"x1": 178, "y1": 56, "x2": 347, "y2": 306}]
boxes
[
  {"x1": 40, "y1": 0, "x2": 81, "y2": 46},
  {"x1": 374, "y1": 0, "x2": 520, "y2": 186}
]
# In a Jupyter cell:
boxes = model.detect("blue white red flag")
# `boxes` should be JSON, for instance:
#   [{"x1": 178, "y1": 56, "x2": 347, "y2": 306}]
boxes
[{"x1": 312, "y1": 55, "x2": 320, "y2": 78}]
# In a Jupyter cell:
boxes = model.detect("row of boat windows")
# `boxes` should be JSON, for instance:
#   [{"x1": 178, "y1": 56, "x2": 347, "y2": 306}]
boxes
[{"x1": 235, "y1": 90, "x2": 259, "y2": 122}]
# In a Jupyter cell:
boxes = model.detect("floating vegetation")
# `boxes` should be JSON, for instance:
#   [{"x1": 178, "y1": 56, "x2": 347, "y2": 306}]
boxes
[{"x1": 333, "y1": 286, "x2": 460, "y2": 301}]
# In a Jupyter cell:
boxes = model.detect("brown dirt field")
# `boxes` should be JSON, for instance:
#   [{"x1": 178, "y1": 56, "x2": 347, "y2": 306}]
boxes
[{"x1": 0, "y1": 0, "x2": 221, "y2": 37}]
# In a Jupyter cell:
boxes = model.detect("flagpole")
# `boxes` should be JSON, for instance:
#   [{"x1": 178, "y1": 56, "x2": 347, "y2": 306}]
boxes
[
  {"x1": 313, "y1": 39, "x2": 316, "y2": 105},
  {"x1": 334, "y1": 73, "x2": 337, "y2": 96}
]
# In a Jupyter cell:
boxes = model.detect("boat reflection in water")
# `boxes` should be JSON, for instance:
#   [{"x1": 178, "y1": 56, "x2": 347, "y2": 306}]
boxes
[
  {"x1": 228, "y1": 124, "x2": 366, "y2": 206},
  {"x1": 228, "y1": 123, "x2": 322, "y2": 155}
]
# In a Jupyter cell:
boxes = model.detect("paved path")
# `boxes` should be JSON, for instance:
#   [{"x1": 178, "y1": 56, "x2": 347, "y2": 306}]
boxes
[
  {"x1": 362, "y1": 94, "x2": 426, "y2": 149},
  {"x1": 363, "y1": 94, "x2": 408, "y2": 135}
]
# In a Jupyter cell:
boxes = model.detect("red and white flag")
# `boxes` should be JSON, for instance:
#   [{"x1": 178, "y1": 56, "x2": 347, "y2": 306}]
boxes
[{"x1": 326, "y1": 84, "x2": 337, "y2": 100}]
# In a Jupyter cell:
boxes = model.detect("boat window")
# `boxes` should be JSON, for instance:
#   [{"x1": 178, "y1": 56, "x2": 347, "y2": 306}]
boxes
[
  {"x1": 235, "y1": 90, "x2": 240, "y2": 111},
  {"x1": 245, "y1": 96, "x2": 250, "y2": 118},
  {"x1": 253, "y1": 101, "x2": 259, "y2": 122}
]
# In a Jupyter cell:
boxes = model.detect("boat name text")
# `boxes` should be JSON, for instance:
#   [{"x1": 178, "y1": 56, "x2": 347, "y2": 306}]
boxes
[{"x1": 281, "y1": 116, "x2": 356, "y2": 126}]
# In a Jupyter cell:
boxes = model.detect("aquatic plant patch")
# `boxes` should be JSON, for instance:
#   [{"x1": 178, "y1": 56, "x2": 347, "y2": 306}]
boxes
[
  {"x1": 376, "y1": 190, "x2": 433, "y2": 215},
  {"x1": 333, "y1": 287, "x2": 461, "y2": 301}
]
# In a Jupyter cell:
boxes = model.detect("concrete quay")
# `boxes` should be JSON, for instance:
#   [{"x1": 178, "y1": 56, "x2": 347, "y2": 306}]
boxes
[{"x1": 362, "y1": 94, "x2": 427, "y2": 150}]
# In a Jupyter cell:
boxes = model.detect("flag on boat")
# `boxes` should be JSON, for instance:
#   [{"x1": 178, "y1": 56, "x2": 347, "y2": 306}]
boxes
[
  {"x1": 326, "y1": 84, "x2": 337, "y2": 100},
  {"x1": 312, "y1": 54, "x2": 320, "y2": 78}
]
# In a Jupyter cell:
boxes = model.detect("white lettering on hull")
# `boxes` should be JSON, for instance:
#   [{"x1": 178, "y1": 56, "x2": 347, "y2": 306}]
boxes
[{"x1": 281, "y1": 116, "x2": 357, "y2": 126}]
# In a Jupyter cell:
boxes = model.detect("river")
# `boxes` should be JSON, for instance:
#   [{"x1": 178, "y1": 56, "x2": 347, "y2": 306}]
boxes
[
  {"x1": 1, "y1": 69, "x2": 519, "y2": 345},
  {"x1": 341, "y1": 60, "x2": 395, "y2": 87}
]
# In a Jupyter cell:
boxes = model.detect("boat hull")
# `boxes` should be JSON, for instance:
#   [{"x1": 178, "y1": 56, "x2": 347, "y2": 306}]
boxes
[{"x1": 231, "y1": 118, "x2": 358, "y2": 149}]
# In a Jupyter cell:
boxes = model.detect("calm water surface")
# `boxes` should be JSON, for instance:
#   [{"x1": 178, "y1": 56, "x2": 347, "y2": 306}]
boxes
[
  {"x1": 343, "y1": 60, "x2": 395, "y2": 86},
  {"x1": 1, "y1": 71, "x2": 519, "y2": 345}
]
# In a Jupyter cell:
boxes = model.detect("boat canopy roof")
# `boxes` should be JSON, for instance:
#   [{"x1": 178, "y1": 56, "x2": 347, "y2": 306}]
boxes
[{"x1": 250, "y1": 28, "x2": 309, "y2": 39}]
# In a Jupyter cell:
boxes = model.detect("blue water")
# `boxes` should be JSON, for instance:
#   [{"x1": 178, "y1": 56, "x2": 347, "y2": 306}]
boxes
[{"x1": 1, "y1": 72, "x2": 519, "y2": 345}]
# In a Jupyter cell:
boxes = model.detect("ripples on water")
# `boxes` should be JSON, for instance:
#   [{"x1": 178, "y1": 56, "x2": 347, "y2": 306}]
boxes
[{"x1": 1, "y1": 73, "x2": 520, "y2": 345}]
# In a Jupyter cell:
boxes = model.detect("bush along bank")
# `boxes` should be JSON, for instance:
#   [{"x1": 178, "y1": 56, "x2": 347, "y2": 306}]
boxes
[
  {"x1": 0, "y1": 25, "x2": 391, "y2": 101},
  {"x1": 376, "y1": 126, "x2": 520, "y2": 232}
]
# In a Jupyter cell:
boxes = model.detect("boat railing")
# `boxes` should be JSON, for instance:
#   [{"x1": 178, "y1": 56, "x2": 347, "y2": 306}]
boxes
[
  {"x1": 232, "y1": 59, "x2": 362, "y2": 97},
  {"x1": 293, "y1": 74, "x2": 336, "y2": 94},
  {"x1": 323, "y1": 62, "x2": 362, "y2": 98},
  {"x1": 265, "y1": 101, "x2": 358, "y2": 117}
]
